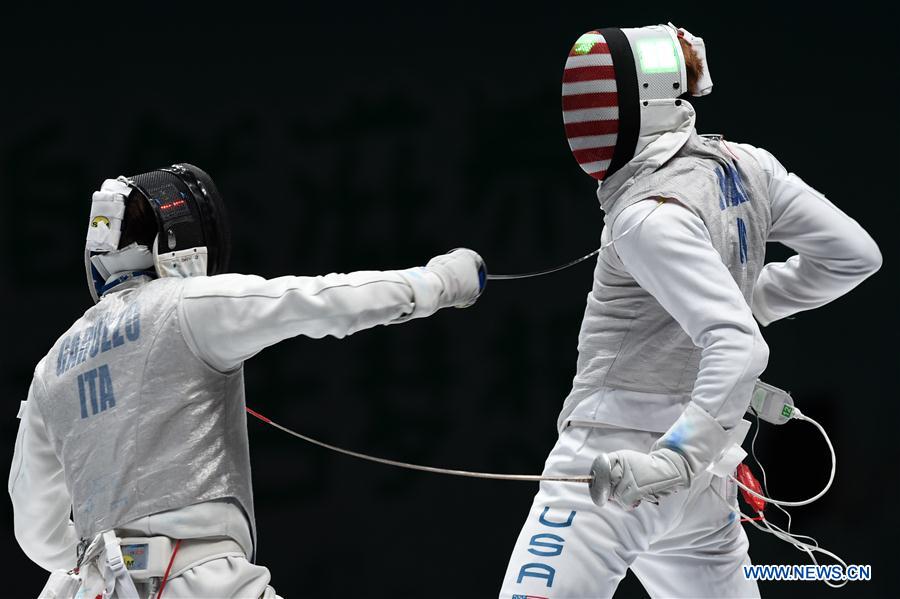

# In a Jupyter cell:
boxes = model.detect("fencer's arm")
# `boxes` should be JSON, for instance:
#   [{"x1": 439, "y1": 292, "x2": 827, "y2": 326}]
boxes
[
  {"x1": 179, "y1": 271, "x2": 429, "y2": 371},
  {"x1": 745, "y1": 147, "x2": 882, "y2": 326},
  {"x1": 7, "y1": 378, "x2": 79, "y2": 572},
  {"x1": 612, "y1": 201, "x2": 769, "y2": 429},
  {"x1": 179, "y1": 251, "x2": 482, "y2": 372}
]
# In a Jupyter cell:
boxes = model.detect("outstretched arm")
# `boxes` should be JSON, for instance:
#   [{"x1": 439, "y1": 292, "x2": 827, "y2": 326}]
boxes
[
  {"x1": 8, "y1": 378, "x2": 79, "y2": 572},
  {"x1": 745, "y1": 146, "x2": 882, "y2": 326},
  {"x1": 179, "y1": 249, "x2": 484, "y2": 372}
]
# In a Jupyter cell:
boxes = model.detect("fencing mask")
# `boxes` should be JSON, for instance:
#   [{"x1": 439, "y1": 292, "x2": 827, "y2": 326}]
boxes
[
  {"x1": 85, "y1": 164, "x2": 231, "y2": 302},
  {"x1": 562, "y1": 23, "x2": 712, "y2": 182}
]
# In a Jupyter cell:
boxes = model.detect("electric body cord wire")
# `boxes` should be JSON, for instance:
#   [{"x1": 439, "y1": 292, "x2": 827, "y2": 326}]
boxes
[
  {"x1": 729, "y1": 407, "x2": 836, "y2": 508},
  {"x1": 710, "y1": 487, "x2": 849, "y2": 589},
  {"x1": 710, "y1": 408, "x2": 848, "y2": 589}
]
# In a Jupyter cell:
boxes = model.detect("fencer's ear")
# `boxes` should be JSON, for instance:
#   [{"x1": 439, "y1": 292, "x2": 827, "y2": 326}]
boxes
[{"x1": 678, "y1": 37, "x2": 703, "y2": 94}]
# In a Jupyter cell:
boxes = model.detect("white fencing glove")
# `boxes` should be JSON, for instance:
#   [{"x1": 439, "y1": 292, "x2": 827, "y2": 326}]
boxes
[
  {"x1": 589, "y1": 402, "x2": 730, "y2": 508},
  {"x1": 426, "y1": 248, "x2": 486, "y2": 309},
  {"x1": 396, "y1": 248, "x2": 486, "y2": 320}
]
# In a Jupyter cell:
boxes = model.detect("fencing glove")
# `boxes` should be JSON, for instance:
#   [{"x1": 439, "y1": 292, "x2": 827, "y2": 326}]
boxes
[
  {"x1": 396, "y1": 248, "x2": 486, "y2": 320},
  {"x1": 590, "y1": 402, "x2": 730, "y2": 508}
]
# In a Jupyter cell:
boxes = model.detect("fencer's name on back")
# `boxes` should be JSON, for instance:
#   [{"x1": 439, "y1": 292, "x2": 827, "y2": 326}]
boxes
[{"x1": 55, "y1": 302, "x2": 141, "y2": 377}]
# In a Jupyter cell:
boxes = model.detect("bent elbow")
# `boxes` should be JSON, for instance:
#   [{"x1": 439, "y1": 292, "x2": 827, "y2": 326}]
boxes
[
  {"x1": 12, "y1": 511, "x2": 78, "y2": 572},
  {"x1": 859, "y1": 238, "x2": 883, "y2": 277},
  {"x1": 840, "y1": 232, "x2": 883, "y2": 279},
  {"x1": 14, "y1": 522, "x2": 45, "y2": 571},
  {"x1": 744, "y1": 329, "x2": 770, "y2": 381}
]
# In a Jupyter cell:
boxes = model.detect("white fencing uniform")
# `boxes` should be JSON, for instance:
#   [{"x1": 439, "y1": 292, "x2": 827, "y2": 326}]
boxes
[
  {"x1": 499, "y1": 141, "x2": 881, "y2": 598},
  {"x1": 501, "y1": 423, "x2": 754, "y2": 599},
  {"x1": 10, "y1": 262, "x2": 477, "y2": 598}
]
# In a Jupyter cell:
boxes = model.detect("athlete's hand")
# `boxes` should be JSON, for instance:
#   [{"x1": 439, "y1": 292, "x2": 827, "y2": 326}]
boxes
[
  {"x1": 590, "y1": 448, "x2": 690, "y2": 509},
  {"x1": 589, "y1": 403, "x2": 732, "y2": 509},
  {"x1": 425, "y1": 248, "x2": 486, "y2": 309}
]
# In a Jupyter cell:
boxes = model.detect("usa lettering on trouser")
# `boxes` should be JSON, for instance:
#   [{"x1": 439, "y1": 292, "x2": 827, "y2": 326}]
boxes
[{"x1": 516, "y1": 507, "x2": 576, "y2": 588}]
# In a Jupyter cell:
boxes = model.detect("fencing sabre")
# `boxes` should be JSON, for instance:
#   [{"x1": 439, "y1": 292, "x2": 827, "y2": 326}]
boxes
[
  {"x1": 246, "y1": 408, "x2": 591, "y2": 484},
  {"x1": 486, "y1": 200, "x2": 665, "y2": 281}
]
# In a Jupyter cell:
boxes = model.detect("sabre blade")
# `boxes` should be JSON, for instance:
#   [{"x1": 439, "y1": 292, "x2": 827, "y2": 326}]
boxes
[
  {"x1": 486, "y1": 201, "x2": 665, "y2": 281},
  {"x1": 486, "y1": 248, "x2": 600, "y2": 280},
  {"x1": 246, "y1": 407, "x2": 592, "y2": 484}
]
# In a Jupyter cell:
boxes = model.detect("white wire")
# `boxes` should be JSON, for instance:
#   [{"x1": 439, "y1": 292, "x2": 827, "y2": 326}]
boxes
[
  {"x1": 710, "y1": 487, "x2": 849, "y2": 588},
  {"x1": 749, "y1": 410, "x2": 795, "y2": 531},
  {"x1": 717, "y1": 410, "x2": 848, "y2": 587},
  {"x1": 760, "y1": 517, "x2": 848, "y2": 589},
  {"x1": 729, "y1": 408, "x2": 835, "y2": 507}
]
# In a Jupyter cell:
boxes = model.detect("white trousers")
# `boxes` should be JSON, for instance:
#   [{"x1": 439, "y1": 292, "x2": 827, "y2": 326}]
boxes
[
  {"x1": 127, "y1": 555, "x2": 281, "y2": 599},
  {"x1": 499, "y1": 424, "x2": 759, "y2": 599}
]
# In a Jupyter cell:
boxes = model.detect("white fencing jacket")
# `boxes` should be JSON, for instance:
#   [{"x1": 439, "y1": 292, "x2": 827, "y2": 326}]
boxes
[
  {"x1": 560, "y1": 144, "x2": 882, "y2": 433},
  {"x1": 10, "y1": 268, "x2": 448, "y2": 572}
]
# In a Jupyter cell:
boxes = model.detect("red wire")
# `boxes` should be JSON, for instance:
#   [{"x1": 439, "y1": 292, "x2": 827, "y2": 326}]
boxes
[
  {"x1": 156, "y1": 539, "x2": 182, "y2": 599},
  {"x1": 246, "y1": 407, "x2": 271, "y2": 424}
]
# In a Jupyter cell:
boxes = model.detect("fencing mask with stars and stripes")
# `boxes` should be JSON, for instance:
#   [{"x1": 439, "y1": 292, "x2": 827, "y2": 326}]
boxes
[{"x1": 562, "y1": 24, "x2": 711, "y2": 183}]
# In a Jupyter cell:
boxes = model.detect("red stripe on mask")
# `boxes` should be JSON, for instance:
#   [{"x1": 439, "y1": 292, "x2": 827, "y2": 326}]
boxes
[
  {"x1": 562, "y1": 93, "x2": 618, "y2": 111},
  {"x1": 572, "y1": 146, "x2": 616, "y2": 163},
  {"x1": 564, "y1": 120, "x2": 619, "y2": 138},
  {"x1": 563, "y1": 65, "x2": 616, "y2": 83}
]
